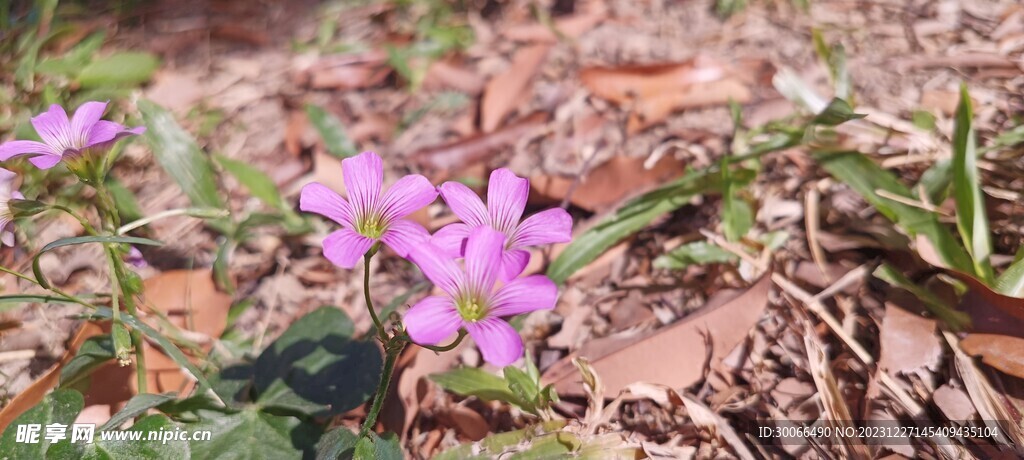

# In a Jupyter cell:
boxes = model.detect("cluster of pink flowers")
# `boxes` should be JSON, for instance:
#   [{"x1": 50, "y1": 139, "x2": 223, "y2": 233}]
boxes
[
  {"x1": 0, "y1": 101, "x2": 145, "y2": 246},
  {"x1": 301, "y1": 152, "x2": 572, "y2": 366}
]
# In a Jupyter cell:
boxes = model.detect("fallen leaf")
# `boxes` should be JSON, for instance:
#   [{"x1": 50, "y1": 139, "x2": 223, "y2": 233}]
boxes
[
  {"x1": 300, "y1": 50, "x2": 391, "y2": 90},
  {"x1": 0, "y1": 322, "x2": 102, "y2": 433},
  {"x1": 423, "y1": 60, "x2": 486, "y2": 95},
  {"x1": 138, "y1": 269, "x2": 232, "y2": 393},
  {"x1": 541, "y1": 275, "x2": 771, "y2": 397},
  {"x1": 932, "y1": 384, "x2": 976, "y2": 421},
  {"x1": 878, "y1": 303, "x2": 942, "y2": 377},
  {"x1": 445, "y1": 405, "x2": 489, "y2": 441},
  {"x1": 502, "y1": 0, "x2": 608, "y2": 43},
  {"x1": 480, "y1": 45, "x2": 550, "y2": 132},
  {"x1": 414, "y1": 112, "x2": 549, "y2": 170},
  {"x1": 960, "y1": 334, "x2": 1024, "y2": 379},
  {"x1": 530, "y1": 154, "x2": 688, "y2": 212}
]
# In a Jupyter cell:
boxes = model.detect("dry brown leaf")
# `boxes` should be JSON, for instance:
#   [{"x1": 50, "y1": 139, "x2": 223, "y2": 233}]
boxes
[
  {"x1": 0, "y1": 322, "x2": 103, "y2": 433},
  {"x1": 541, "y1": 275, "x2": 771, "y2": 397},
  {"x1": 932, "y1": 384, "x2": 977, "y2": 421},
  {"x1": 414, "y1": 112, "x2": 548, "y2": 170},
  {"x1": 917, "y1": 235, "x2": 1024, "y2": 323},
  {"x1": 445, "y1": 405, "x2": 489, "y2": 441},
  {"x1": 530, "y1": 154, "x2": 687, "y2": 212},
  {"x1": 960, "y1": 334, "x2": 1024, "y2": 379},
  {"x1": 138, "y1": 269, "x2": 231, "y2": 393},
  {"x1": 423, "y1": 60, "x2": 486, "y2": 95},
  {"x1": 300, "y1": 50, "x2": 391, "y2": 90},
  {"x1": 480, "y1": 45, "x2": 551, "y2": 133},
  {"x1": 878, "y1": 303, "x2": 942, "y2": 377},
  {"x1": 502, "y1": 0, "x2": 608, "y2": 43}
]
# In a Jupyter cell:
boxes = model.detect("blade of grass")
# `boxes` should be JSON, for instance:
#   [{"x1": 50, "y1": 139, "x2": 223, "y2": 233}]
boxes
[{"x1": 952, "y1": 84, "x2": 994, "y2": 283}]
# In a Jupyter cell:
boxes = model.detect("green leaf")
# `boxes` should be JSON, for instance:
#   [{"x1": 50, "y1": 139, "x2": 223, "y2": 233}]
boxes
[
  {"x1": 0, "y1": 389, "x2": 83, "y2": 458},
  {"x1": 187, "y1": 407, "x2": 320, "y2": 459},
  {"x1": 432, "y1": 421, "x2": 569, "y2": 460},
  {"x1": 547, "y1": 169, "x2": 727, "y2": 285},
  {"x1": 254, "y1": 306, "x2": 382, "y2": 416},
  {"x1": 503, "y1": 366, "x2": 540, "y2": 415},
  {"x1": 352, "y1": 432, "x2": 403, "y2": 460},
  {"x1": 654, "y1": 241, "x2": 739, "y2": 269},
  {"x1": 77, "y1": 52, "x2": 160, "y2": 88},
  {"x1": 138, "y1": 100, "x2": 232, "y2": 235},
  {"x1": 0, "y1": 294, "x2": 84, "y2": 308},
  {"x1": 952, "y1": 84, "x2": 994, "y2": 283},
  {"x1": 215, "y1": 155, "x2": 286, "y2": 210},
  {"x1": 305, "y1": 104, "x2": 357, "y2": 158},
  {"x1": 874, "y1": 264, "x2": 970, "y2": 330},
  {"x1": 100, "y1": 393, "x2": 178, "y2": 431},
  {"x1": 105, "y1": 178, "x2": 145, "y2": 224},
  {"x1": 57, "y1": 415, "x2": 191, "y2": 460},
  {"x1": 60, "y1": 335, "x2": 115, "y2": 389},
  {"x1": 429, "y1": 368, "x2": 528, "y2": 409},
  {"x1": 915, "y1": 159, "x2": 951, "y2": 206},
  {"x1": 35, "y1": 31, "x2": 105, "y2": 77},
  {"x1": 316, "y1": 427, "x2": 359, "y2": 460},
  {"x1": 814, "y1": 150, "x2": 974, "y2": 274},
  {"x1": 32, "y1": 236, "x2": 162, "y2": 289},
  {"x1": 995, "y1": 253, "x2": 1024, "y2": 298},
  {"x1": 811, "y1": 30, "x2": 851, "y2": 102},
  {"x1": 721, "y1": 163, "x2": 753, "y2": 242},
  {"x1": 8, "y1": 199, "x2": 49, "y2": 218},
  {"x1": 811, "y1": 98, "x2": 865, "y2": 126}
]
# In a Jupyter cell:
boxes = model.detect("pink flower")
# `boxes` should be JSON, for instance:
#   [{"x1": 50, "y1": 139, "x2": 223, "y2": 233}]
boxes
[
  {"x1": 300, "y1": 152, "x2": 437, "y2": 268},
  {"x1": 404, "y1": 227, "x2": 558, "y2": 366},
  {"x1": 0, "y1": 168, "x2": 22, "y2": 247},
  {"x1": 434, "y1": 168, "x2": 572, "y2": 280},
  {"x1": 0, "y1": 102, "x2": 145, "y2": 169}
]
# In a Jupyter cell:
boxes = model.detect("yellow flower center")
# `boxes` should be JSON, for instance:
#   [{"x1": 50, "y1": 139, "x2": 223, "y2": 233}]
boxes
[
  {"x1": 456, "y1": 297, "x2": 487, "y2": 322},
  {"x1": 357, "y1": 214, "x2": 386, "y2": 239}
]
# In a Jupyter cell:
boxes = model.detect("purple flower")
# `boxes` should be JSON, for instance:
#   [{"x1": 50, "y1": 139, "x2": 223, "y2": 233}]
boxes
[
  {"x1": 404, "y1": 227, "x2": 558, "y2": 366},
  {"x1": 299, "y1": 151, "x2": 437, "y2": 268},
  {"x1": 0, "y1": 168, "x2": 22, "y2": 247},
  {"x1": 433, "y1": 168, "x2": 572, "y2": 280},
  {"x1": 126, "y1": 246, "x2": 149, "y2": 269},
  {"x1": 0, "y1": 102, "x2": 145, "y2": 169}
]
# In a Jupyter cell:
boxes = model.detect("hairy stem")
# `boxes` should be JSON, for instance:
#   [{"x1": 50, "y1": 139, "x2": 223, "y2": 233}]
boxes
[
  {"x1": 358, "y1": 340, "x2": 405, "y2": 439},
  {"x1": 363, "y1": 253, "x2": 385, "y2": 341}
]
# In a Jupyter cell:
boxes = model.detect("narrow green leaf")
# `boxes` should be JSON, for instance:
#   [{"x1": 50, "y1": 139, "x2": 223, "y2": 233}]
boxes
[
  {"x1": 429, "y1": 367, "x2": 528, "y2": 409},
  {"x1": 814, "y1": 150, "x2": 974, "y2": 274},
  {"x1": 138, "y1": 100, "x2": 232, "y2": 234},
  {"x1": 915, "y1": 159, "x2": 951, "y2": 206},
  {"x1": 8, "y1": 199, "x2": 49, "y2": 218},
  {"x1": 653, "y1": 241, "x2": 739, "y2": 270},
  {"x1": 215, "y1": 155, "x2": 287, "y2": 210},
  {"x1": 77, "y1": 52, "x2": 160, "y2": 88},
  {"x1": 995, "y1": 254, "x2": 1024, "y2": 298},
  {"x1": 811, "y1": 98, "x2": 865, "y2": 126},
  {"x1": 874, "y1": 264, "x2": 970, "y2": 330},
  {"x1": 952, "y1": 84, "x2": 994, "y2": 283},
  {"x1": 99, "y1": 393, "x2": 178, "y2": 431},
  {"x1": 32, "y1": 236, "x2": 162, "y2": 289},
  {"x1": 721, "y1": 164, "x2": 753, "y2": 242},
  {"x1": 105, "y1": 178, "x2": 145, "y2": 223},
  {"x1": 305, "y1": 104, "x2": 357, "y2": 158}
]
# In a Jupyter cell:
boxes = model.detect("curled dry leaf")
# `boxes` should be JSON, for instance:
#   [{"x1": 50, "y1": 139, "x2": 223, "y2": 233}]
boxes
[
  {"x1": 414, "y1": 112, "x2": 549, "y2": 171},
  {"x1": 878, "y1": 303, "x2": 942, "y2": 378},
  {"x1": 580, "y1": 57, "x2": 754, "y2": 133},
  {"x1": 530, "y1": 154, "x2": 687, "y2": 212},
  {"x1": 0, "y1": 322, "x2": 103, "y2": 433},
  {"x1": 298, "y1": 50, "x2": 391, "y2": 90},
  {"x1": 481, "y1": 45, "x2": 551, "y2": 133},
  {"x1": 960, "y1": 334, "x2": 1024, "y2": 379},
  {"x1": 541, "y1": 274, "x2": 771, "y2": 397},
  {"x1": 502, "y1": 0, "x2": 609, "y2": 43}
]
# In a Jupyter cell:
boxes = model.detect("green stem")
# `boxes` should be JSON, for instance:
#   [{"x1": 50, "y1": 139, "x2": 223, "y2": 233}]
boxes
[
  {"x1": 399, "y1": 330, "x2": 467, "y2": 352},
  {"x1": 363, "y1": 253, "x2": 385, "y2": 341},
  {"x1": 358, "y1": 340, "x2": 405, "y2": 439},
  {"x1": 49, "y1": 204, "x2": 99, "y2": 236}
]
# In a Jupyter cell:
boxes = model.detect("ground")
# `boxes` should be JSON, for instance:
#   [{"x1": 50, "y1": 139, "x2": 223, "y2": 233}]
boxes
[{"x1": 1, "y1": 0, "x2": 1023, "y2": 458}]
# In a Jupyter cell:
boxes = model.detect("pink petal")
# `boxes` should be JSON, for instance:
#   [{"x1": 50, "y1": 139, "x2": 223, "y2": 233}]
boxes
[
  {"x1": 465, "y1": 317, "x2": 523, "y2": 367},
  {"x1": 486, "y1": 169, "x2": 528, "y2": 234},
  {"x1": 378, "y1": 174, "x2": 438, "y2": 223},
  {"x1": 30, "y1": 105, "x2": 73, "y2": 151},
  {"x1": 70, "y1": 101, "x2": 107, "y2": 143},
  {"x1": 380, "y1": 219, "x2": 430, "y2": 258},
  {"x1": 341, "y1": 152, "x2": 383, "y2": 220},
  {"x1": 0, "y1": 140, "x2": 55, "y2": 161},
  {"x1": 86, "y1": 121, "x2": 144, "y2": 148},
  {"x1": 511, "y1": 208, "x2": 573, "y2": 248},
  {"x1": 299, "y1": 182, "x2": 354, "y2": 227},
  {"x1": 404, "y1": 296, "x2": 463, "y2": 345},
  {"x1": 463, "y1": 227, "x2": 504, "y2": 296},
  {"x1": 489, "y1": 275, "x2": 557, "y2": 317},
  {"x1": 0, "y1": 167, "x2": 15, "y2": 182},
  {"x1": 430, "y1": 223, "x2": 470, "y2": 258},
  {"x1": 408, "y1": 243, "x2": 464, "y2": 298},
  {"x1": 499, "y1": 249, "x2": 530, "y2": 281},
  {"x1": 1, "y1": 229, "x2": 13, "y2": 247},
  {"x1": 321, "y1": 228, "x2": 375, "y2": 269},
  {"x1": 28, "y1": 154, "x2": 63, "y2": 170},
  {"x1": 438, "y1": 181, "x2": 488, "y2": 227}
]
